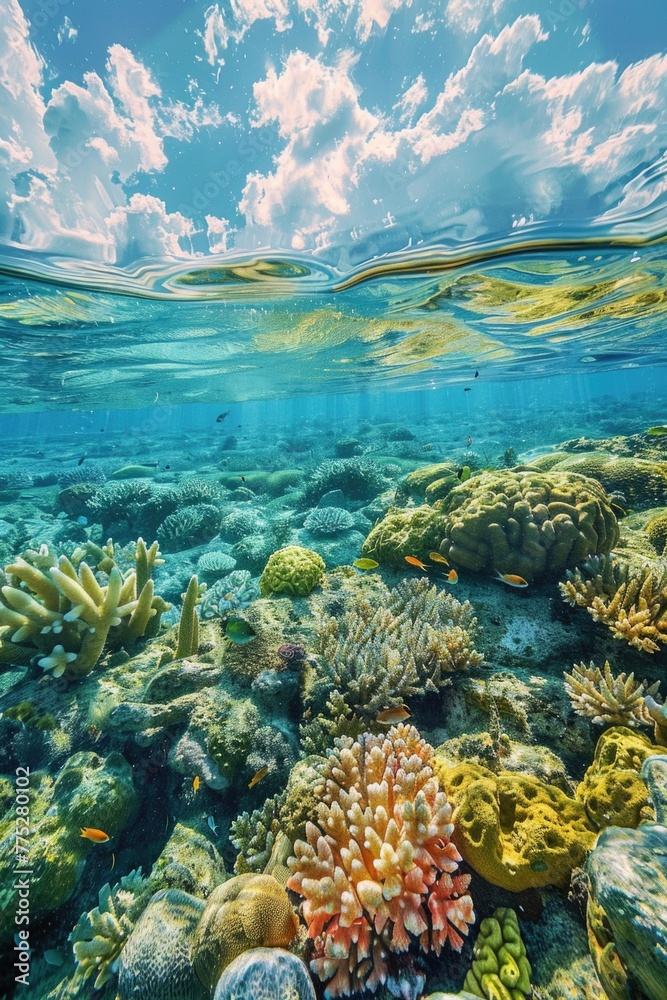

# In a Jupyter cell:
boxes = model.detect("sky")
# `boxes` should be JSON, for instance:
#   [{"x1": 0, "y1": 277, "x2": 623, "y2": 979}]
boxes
[{"x1": 1, "y1": 0, "x2": 666, "y2": 270}]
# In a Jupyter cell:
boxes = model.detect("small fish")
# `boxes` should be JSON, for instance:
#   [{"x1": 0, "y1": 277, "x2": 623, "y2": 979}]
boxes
[
  {"x1": 446, "y1": 569, "x2": 459, "y2": 585},
  {"x1": 405, "y1": 555, "x2": 428, "y2": 571},
  {"x1": 240, "y1": 475, "x2": 246, "y2": 482},
  {"x1": 467, "y1": 435, "x2": 473, "y2": 448},
  {"x1": 216, "y1": 411, "x2": 230, "y2": 423},
  {"x1": 77, "y1": 456, "x2": 86, "y2": 466},
  {"x1": 376, "y1": 705, "x2": 411, "y2": 725},
  {"x1": 208, "y1": 815, "x2": 218, "y2": 835},
  {"x1": 192, "y1": 775, "x2": 200, "y2": 793},
  {"x1": 110, "y1": 852, "x2": 115, "y2": 870},
  {"x1": 464, "y1": 387, "x2": 472, "y2": 392},
  {"x1": 80, "y1": 827, "x2": 109, "y2": 843},
  {"x1": 428, "y1": 552, "x2": 449, "y2": 566},
  {"x1": 457, "y1": 466, "x2": 471, "y2": 482},
  {"x1": 353, "y1": 558, "x2": 379, "y2": 570},
  {"x1": 646, "y1": 425, "x2": 667, "y2": 436},
  {"x1": 492, "y1": 570, "x2": 529, "y2": 588},
  {"x1": 44, "y1": 949, "x2": 64, "y2": 967},
  {"x1": 225, "y1": 615, "x2": 257, "y2": 645},
  {"x1": 248, "y1": 765, "x2": 269, "y2": 789},
  {"x1": 474, "y1": 370, "x2": 479, "y2": 378},
  {"x1": 165, "y1": 464, "x2": 171, "y2": 470}
]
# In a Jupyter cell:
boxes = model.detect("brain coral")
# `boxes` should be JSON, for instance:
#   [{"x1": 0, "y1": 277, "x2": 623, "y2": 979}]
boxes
[
  {"x1": 287, "y1": 724, "x2": 475, "y2": 998},
  {"x1": 437, "y1": 762, "x2": 597, "y2": 891},
  {"x1": 551, "y1": 453, "x2": 667, "y2": 510},
  {"x1": 259, "y1": 546, "x2": 325, "y2": 596},
  {"x1": 192, "y1": 873, "x2": 299, "y2": 992},
  {"x1": 213, "y1": 948, "x2": 316, "y2": 1000},
  {"x1": 364, "y1": 469, "x2": 618, "y2": 582}
]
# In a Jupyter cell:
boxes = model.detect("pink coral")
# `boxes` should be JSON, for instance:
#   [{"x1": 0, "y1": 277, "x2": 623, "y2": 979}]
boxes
[{"x1": 287, "y1": 724, "x2": 474, "y2": 997}]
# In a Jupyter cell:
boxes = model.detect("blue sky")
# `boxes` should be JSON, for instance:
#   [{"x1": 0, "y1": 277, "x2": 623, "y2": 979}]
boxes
[{"x1": 1, "y1": 0, "x2": 666, "y2": 269}]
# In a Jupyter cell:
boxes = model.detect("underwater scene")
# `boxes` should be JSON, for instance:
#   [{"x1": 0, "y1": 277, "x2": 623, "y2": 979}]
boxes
[{"x1": 2, "y1": 1, "x2": 667, "y2": 999}]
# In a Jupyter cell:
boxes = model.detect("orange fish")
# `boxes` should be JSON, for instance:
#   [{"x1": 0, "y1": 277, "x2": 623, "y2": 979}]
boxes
[
  {"x1": 428, "y1": 552, "x2": 449, "y2": 566},
  {"x1": 248, "y1": 765, "x2": 269, "y2": 789},
  {"x1": 192, "y1": 776, "x2": 200, "y2": 793},
  {"x1": 80, "y1": 827, "x2": 109, "y2": 843},
  {"x1": 492, "y1": 570, "x2": 529, "y2": 588},
  {"x1": 447, "y1": 569, "x2": 459, "y2": 584},
  {"x1": 405, "y1": 555, "x2": 428, "y2": 571},
  {"x1": 376, "y1": 705, "x2": 411, "y2": 725}
]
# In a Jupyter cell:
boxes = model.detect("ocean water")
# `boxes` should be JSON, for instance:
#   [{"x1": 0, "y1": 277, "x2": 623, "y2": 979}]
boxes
[{"x1": 2, "y1": 1, "x2": 667, "y2": 999}]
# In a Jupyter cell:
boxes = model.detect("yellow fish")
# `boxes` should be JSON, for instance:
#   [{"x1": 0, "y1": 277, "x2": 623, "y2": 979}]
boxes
[
  {"x1": 492, "y1": 570, "x2": 529, "y2": 588},
  {"x1": 353, "y1": 558, "x2": 379, "y2": 570},
  {"x1": 248, "y1": 765, "x2": 269, "y2": 789},
  {"x1": 376, "y1": 705, "x2": 411, "y2": 725},
  {"x1": 192, "y1": 775, "x2": 200, "y2": 793},
  {"x1": 646, "y1": 425, "x2": 667, "y2": 436},
  {"x1": 405, "y1": 555, "x2": 428, "y2": 571},
  {"x1": 80, "y1": 827, "x2": 109, "y2": 843},
  {"x1": 428, "y1": 552, "x2": 449, "y2": 566}
]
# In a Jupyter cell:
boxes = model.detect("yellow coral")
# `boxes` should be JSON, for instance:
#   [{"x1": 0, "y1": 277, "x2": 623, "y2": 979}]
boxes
[
  {"x1": 437, "y1": 762, "x2": 597, "y2": 891},
  {"x1": 576, "y1": 727, "x2": 659, "y2": 830},
  {"x1": 192, "y1": 873, "x2": 298, "y2": 992}
]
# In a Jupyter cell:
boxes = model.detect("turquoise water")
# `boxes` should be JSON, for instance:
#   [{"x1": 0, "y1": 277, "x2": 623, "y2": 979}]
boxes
[{"x1": 2, "y1": 1, "x2": 667, "y2": 998}]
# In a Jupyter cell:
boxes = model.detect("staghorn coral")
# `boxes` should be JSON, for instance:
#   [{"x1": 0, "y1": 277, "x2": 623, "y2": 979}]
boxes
[
  {"x1": 70, "y1": 869, "x2": 151, "y2": 988},
  {"x1": 563, "y1": 659, "x2": 660, "y2": 727},
  {"x1": 158, "y1": 504, "x2": 222, "y2": 552},
  {"x1": 59, "y1": 465, "x2": 107, "y2": 486},
  {"x1": 213, "y1": 947, "x2": 316, "y2": 1000},
  {"x1": 192, "y1": 873, "x2": 299, "y2": 992},
  {"x1": 303, "y1": 506, "x2": 355, "y2": 537},
  {"x1": 200, "y1": 570, "x2": 259, "y2": 618},
  {"x1": 364, "y1": 469, "x2": 619, "y2": 582},
  {"x1": 0, "y1": 538, "x2": 170, "y2": 676},
  {"x1": 463, "y1": 907, "x2": 531, "y2": 1000},
  {"x1": 259, "y1": 545, "x2": 325, "y2": 597},
  {"x1": 287, "y1": 724, "x2": 475, "y2": 998},
  {"x1": 560, "y1": 554, "x2": 667, "y2": 653}
]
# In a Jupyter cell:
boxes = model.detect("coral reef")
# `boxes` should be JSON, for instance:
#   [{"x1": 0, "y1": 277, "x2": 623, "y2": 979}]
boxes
[
  {"x1": 437, "y1": 762, "x2": 597, "y2": 890},
  {"x1": 192, "y1": 873, "x2": 299, "y2": 992},
  {"x1": 197, "y1": 550, "x2": 237, "y2": 582},
  {"x1": 563, "y1": 659, "x2": 660, "y2": 727},
  {"x1": 177, "y1": 575, "x2": 204, "y2": 658},
  {"x1": 550, "y1": 452, "x2": 667, "y2": 510},
  {"x1": 463, "y1": 908, "x2": 531, "y2": 1000},
  {"x1": 303, "y1": 506, "x2": 355, "y2": 536},
  {"x1": 575, "y1": 726, "x2": 659, "y2": 830},
  {"x1": 303, "y1": 458, "x2": 386, "y2": 506},
  {"x1": 560, "y1": 554, "x2": 667, "y2": 652},
  {"x1": 158, "y1": 504, "x2": 222, "y2": 552},
  {"x1": 87, "y1": 481, "x2": 178, "y2": 538},
  {"x1": 646, "y1": 508, "x2": 667, "y2": 553},
  {"x1": 200, "y1": 570, "x2": 259, "y2": 617},
  {"x1": 287, "y1": 725, "x2": 475, "y2": 997},
  {"x1": 213, "y1": 948, "x2": 317, "y2": 1000},
  {"x1": 259, "y1": 546, "x2": 325, "y2": 597},
  {"x1": 0, "y1": 538, "x2": 169, "y2": 677}
]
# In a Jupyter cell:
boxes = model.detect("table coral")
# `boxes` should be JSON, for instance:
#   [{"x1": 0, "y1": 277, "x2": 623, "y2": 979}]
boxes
[
  {"x1": 287, "y1": 724, "x2": 475, "y2": 998},
  {"x1": 192, "y1": 873, "x2": 299, "y2": 993},
  {"x1": 437, "y1": 763, "x2": 597, "y2": 891},
  {"x1": 563, "y1": 659, "x2": 660, "y2": 727},
  {"x1": 463, "y1": 907, "x2": 531, "y2": 1000},
  {"x1": 259, "y1": 545, "x2": 325, "y2": 597},
  {"x1": 0, "y1": 537, "x2": 169, "y2": 677},
  {"x1": 213, "y1": 947, "x2": 316, "y2": 1000},
  {"x1": 560, "y1": 554, "x2": 667, "y2": 653}
]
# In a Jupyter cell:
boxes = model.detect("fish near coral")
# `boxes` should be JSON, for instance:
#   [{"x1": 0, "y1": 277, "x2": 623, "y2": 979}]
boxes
[
  {"x1": 405, "y1": 555, "x2": 428, "y2": 571},
  {"x1": 81, "y1": 827, "x2": 110, "y2": 843},
  {"x1": 376, "y1": 705, "x2": 411, "y2": 725},
  {"x1": 492, "y1": 570, "x2": 529, "y2": 588},
  {"x1": 248, "y1": 765, "x2": 268, "y2": 789}
]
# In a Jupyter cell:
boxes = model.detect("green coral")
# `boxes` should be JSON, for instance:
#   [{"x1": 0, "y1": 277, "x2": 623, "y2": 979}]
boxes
[
  {"x1": 0, "y1": 538, "x2": 169, "y2": 677},
  {"x1": 396, "y1": 462, "x2": 461, "y2": 503},
  {"x1": 149, "y1": 820, "x2": 227, "y2": 897},
  {"x1": 259, "y1": 545, "x2": 325, "y2": 597},
  {"x1": 464, "y1": 908, "x2": 532, "y2": 1000},
  {"x1": 551, "y1": 452, "x2": 667, "y2": 510},
  {"x1": 646, "y1": 508, "x2": 667, "y2": 552},
  {"x1": 3, "y1": 699, "x2": 58, "y2": 729},
  {"x1": 364, "y1": 469, "x2": 619, "y2": 582}
]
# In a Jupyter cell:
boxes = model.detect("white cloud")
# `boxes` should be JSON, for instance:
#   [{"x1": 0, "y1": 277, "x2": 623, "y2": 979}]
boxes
[
  {"x1": 445, "y1": 0, "x2": 507, "y2": 34},
  {"x1": 206, "y1": 213, "x2": 232, "y2": 252},
  {"x1": 107, "y1": 194, "x2": 196, "y2": 261},
  {"x1": 356, "y1": 0, "x2": 405, "y2": 42},
  {"x1": 200, "y1": 0, "x2": 290, "y2": 66},
  {"x1": 57, "y1": 17, "x2": 78, "y2": 44}
]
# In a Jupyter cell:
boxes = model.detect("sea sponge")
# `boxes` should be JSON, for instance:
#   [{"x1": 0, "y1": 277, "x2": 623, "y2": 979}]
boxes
[
  {"x1": 0, "y1": 538, "x2": 169, "y2": 677},
  {"x1": 463, "y1": 907, "x2": 531, "y2": 1000},
  {"x1": 192, "y1": 874, "x2": 299, "y2": 992},
  {"x1": 560, "y1": 554, "x2": 667, "y2": 653},
  {"x1": 437, "y1": 762, "x2": 597, "y2": 890},
  {"x1": 287, "y1": 725, "x2": 474, "y2": 997},
  {"x1": 117, "y1": 889, "x2": 206, "y2": 1000},
  {"x1": 213, "y1": 948, "x2": 316, "y2": 1000},
  {"x1": 575, "y1": 726, "x2": 659, "y2": 830},
  {"x1": 646, "y1": 509, "x2": 667, "y2": 553},
  {"x1": 303, "y1": 506, "x2": 355, "y2": 536},
  {"x1": 259, "y1": 546, "x2": 325, "y2": 597},
  {"x1": 564, "y1": 659, "x2": 660, "y2": 727}
]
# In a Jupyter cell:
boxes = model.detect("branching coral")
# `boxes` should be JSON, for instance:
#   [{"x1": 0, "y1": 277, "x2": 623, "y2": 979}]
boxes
[
  {"x1": 564, "y1": 660, "x2": 660, "y2": 727},
  {"x1": 70, "y1": 869, "x2": 151, "y2": 988},
  {"x1": 231, "y1": 792, "x2": 287, "y2": 874},
  {"x1": 287, "y1": 724, "x2": 474, "y2": 998},
  {"x1": 177, "y1": 477, "x2": 226, "y2": 505},
  {"x1": 86, "y1": 481, "x2": 178, "y2": 537},
  {"x1": 157, "y1": 503, "x2": 221, "y2": 552},
  {"x1": 0, "y1": 538, "x2": 170, "y2": 676},
  {"x1": 303, "y1": 458, "x2": 386, "y2": 506},
  {"x1": 560, "y1": 554, "x2": 667, "y2": 653}
]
